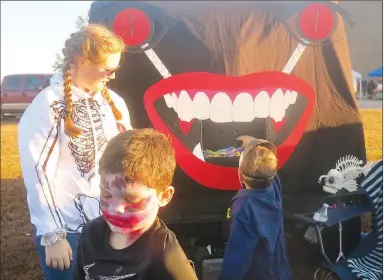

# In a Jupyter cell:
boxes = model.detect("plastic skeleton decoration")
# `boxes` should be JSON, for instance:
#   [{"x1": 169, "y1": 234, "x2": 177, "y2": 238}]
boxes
[
  {"x1": 314, "y1": 155, "x2": 375, "y2": 274},
  {"x1": 313, "y1": 157, "x2": 380, "y2": 280},
  {"x1": 318, "y1": 155, "x2": 374, "y2": 194}
]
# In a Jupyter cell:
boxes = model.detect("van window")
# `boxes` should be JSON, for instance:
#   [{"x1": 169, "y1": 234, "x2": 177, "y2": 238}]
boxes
[
  {"x1": 42, "y1": 75, "x2": 52, "y2": 88},
  {"x1": 24, "y1": 76, "x2": 42, "y2": 90},
  {"x1": 3, "y1": 76, "x2": 22, "y2": 91}
]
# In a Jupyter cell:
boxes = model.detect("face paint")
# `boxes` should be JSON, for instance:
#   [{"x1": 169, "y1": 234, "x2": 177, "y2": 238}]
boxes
[
  {"x1": 100, "y1": 173, "x2": 160, "y2": 235},
  {"x1": 101, "y1": 194, "x2": 159, "y2": 233}
]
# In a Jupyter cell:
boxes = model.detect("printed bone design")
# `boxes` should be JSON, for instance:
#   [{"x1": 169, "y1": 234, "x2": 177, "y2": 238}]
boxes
[
  {"x1": 51, "y1": 101, "x2": 67, "y2": 120},
  {"x1": 84, "y1": 263, "x2": 136, "y2": 280},
  {"x1": 68, "y1": 98, "x2": 107, "y2": 179}
]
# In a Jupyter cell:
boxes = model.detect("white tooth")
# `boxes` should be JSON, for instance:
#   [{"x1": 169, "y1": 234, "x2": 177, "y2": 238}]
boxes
[
  {"x1": 210, "y1": 92, "x2": 232, "y2": 123},
  {"x1": 284, "y1": 90, "x2": 291, "y2": 109},
  {"x1": 177, "y1": 90, "x2": 193, "y2": 122},
  {"x1": 192, "y1": 142, "x2": 205, "y2": 162},
  {"x1": 254, "y1": 91, "x2": 270, "y2": 118},
  {"x1": 171, "y1": 92, "x2": 178, "y2": 109},
  {"x1": 270, "y1": 89, "x2": 285, "y2": 122},
  {"x1": 164, "y1": 94, "x2": 174, "y2": 108},
  {"x1": 193, "y1": 92, "x2": 210, "y2": 120},
  {"x1": 284, "y1": 90, "x2": 298, "y2": 109},
  {"x1": 233, "y1": 92, "x2": 255, "y2": 122},
  {"x1": 289, "y1": 91, "x2": 297, "y2": 104}
]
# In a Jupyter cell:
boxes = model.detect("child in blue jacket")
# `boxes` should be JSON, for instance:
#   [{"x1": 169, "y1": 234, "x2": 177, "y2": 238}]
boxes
[{"x1": 219, "y1": 136, "x2": 291, "y2": 280}]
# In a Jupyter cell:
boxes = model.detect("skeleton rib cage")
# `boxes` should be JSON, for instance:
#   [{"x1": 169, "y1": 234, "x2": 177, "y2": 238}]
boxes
[
  {"x1": 335, "y1": 155, "x2": 365, "y2": 181},
  {"x1": 67, "y1": 99, "x2": 108, "y2": 177}
]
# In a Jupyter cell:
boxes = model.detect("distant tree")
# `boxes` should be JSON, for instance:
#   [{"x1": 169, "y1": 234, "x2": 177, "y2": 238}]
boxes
[
  {"x1": 52, "y1": 15, "x2": 88, "y2": 72},
  {"x1": 52, "y1": 53, "x2": 64, "y2": 73},
  {"x1": 75, "y1": 15, "x2": 88, "y2": 30}
]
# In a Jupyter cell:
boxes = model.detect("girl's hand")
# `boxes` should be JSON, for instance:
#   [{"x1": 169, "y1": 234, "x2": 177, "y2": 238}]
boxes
[{"x1": 45, "y1": 238, "x2": 73, "y2": 270}]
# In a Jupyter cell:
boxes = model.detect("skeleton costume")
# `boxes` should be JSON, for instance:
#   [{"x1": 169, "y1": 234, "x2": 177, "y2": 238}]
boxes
[{"x1": 18, "y1": 72, "x2": 132, "y2": 242}]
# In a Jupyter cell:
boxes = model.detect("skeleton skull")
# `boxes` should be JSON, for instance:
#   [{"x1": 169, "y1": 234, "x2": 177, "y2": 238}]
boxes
[{"x1": 319, "y1": 169, "x2": 343, "y2": 194}]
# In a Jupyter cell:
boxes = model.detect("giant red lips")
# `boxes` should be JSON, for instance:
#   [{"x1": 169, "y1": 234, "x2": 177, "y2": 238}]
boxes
[{"x1": 144, "y1": 71, "x2": 315, "y2": 191}]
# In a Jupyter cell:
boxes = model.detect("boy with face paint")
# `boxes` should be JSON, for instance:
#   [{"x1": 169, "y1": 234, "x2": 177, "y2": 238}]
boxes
[
  {"x1": 74, "y1": 128, "x2": 198, "y2": 280},
  {"x1": 219, "y1": 136, "x2": 291, "y2": 280}
]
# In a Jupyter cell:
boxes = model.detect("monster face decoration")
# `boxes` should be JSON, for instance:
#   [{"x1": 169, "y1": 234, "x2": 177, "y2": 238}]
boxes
[{"x1": 88, "y1": 1, "x2": 365, "y2": 212}]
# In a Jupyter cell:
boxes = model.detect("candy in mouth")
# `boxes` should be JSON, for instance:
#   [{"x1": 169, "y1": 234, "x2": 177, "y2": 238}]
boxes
[{"x1": 203, "y1": 146, "x2": 244, "y2": 159}]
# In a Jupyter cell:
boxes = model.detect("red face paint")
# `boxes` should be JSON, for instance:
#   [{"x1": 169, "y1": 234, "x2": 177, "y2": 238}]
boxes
[
  {"x1": 100, "y1": 173, "x2": 160, "y2": 235},
  {"x1": 101, "y1": 195, "x2": 159, "y2": 233},
  {"x1": 101, "y1": 209, "x2": 142, "y2": 229}
]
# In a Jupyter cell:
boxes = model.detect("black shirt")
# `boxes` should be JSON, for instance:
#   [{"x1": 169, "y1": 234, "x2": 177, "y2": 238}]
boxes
[{"x1": 74, "y1": 217, "x2": 197, "y2": 280}]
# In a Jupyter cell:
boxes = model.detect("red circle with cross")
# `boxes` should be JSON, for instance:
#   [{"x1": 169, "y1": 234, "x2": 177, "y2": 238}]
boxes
[
  {"x1": 113, "y1": 8, "x2": 152, "y2": 47},
  {"x1": 298, "y1": 3, "x2": 336, "y2": 41}
]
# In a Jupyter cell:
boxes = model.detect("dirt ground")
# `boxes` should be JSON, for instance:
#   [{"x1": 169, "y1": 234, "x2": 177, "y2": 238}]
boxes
[
  {"x1": 0, "y1": 109, "x2": 382, "y2": 280},
  {"x1": 1, "y1": 122, "x2": 41, "y2": 280}
]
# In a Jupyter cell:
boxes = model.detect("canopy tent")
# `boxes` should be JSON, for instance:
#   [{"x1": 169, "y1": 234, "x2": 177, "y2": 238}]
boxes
[
  {"x1": 352, "y1": 70, "x2": 363, "y2": 99},
  {"x1": 368, "y1": 66, "x2": 383, "y2": 77},
  {"x1": 352, "y1": 70, "x2": 362, "y2": 79}
]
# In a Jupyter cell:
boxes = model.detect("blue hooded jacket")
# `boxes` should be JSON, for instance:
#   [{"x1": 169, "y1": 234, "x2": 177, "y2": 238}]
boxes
[{"x1": 219, "y1": 176, "x2": 291, "y2": 280}]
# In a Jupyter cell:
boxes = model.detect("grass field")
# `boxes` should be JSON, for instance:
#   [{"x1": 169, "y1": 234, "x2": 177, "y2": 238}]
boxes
[
  {"x1": 360, "y1": 109, "x2": 383, "y2": 162},
  {"x1": 1, "y1": 110, "x2": 382, "y2": 280}
]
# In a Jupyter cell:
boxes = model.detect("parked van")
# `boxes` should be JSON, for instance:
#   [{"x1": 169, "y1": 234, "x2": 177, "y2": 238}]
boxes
[{"x1": 1, "y1": 74, "x2": 53, "y2": 117}]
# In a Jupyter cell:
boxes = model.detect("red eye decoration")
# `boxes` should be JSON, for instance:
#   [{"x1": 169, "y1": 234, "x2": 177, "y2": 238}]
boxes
[
  {"x1": 298, "y1": 3, "x2": 336, "y2": 41},
  {"x1": 113, "y1": 8, "x2": 153, "y2": 47}
]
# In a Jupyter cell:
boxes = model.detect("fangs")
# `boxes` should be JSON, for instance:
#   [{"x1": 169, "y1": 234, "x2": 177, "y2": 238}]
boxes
[{"x1": 192, "y1": 143, "x2": 205, "y2": 162}]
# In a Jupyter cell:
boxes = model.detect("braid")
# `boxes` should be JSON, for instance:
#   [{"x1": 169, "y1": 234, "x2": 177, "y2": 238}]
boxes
[
  {"x1": 63, "y1": 65, "x2": 81, "y2": 136},
  {"x1": 101, "y1": 86, "x2": 122, "y2": 121}
]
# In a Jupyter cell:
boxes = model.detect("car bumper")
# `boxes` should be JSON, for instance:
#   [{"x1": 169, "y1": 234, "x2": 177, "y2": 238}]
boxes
[{"x1": 1, "y1": 103, "x2": 29, "y2": 115}]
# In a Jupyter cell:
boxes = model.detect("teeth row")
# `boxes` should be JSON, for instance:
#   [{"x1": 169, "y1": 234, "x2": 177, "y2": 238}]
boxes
[{"x1": 164, "y1": 89, "x2": 297, "y2": 123}]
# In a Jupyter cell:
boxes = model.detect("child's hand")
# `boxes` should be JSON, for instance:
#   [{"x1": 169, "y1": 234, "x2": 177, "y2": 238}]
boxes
[
  {"x1": 45, "y1": 238, "x2": 73, "y2": 270},
  {"x1": 236, "y1": 135, "x2": 256, "y2": 147}
]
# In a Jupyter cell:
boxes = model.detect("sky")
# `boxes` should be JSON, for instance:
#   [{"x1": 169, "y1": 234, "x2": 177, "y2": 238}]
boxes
[{"x1": 1, "y1": 1, "x2": 93, "y2": 81}]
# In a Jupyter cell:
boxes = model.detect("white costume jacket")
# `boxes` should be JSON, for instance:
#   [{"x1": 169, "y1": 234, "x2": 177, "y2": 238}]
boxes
[{"x1": 18, "y1": 73, "x2": 132, "y2": 238}]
